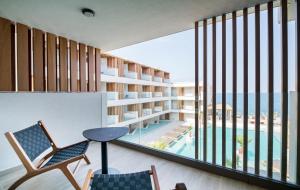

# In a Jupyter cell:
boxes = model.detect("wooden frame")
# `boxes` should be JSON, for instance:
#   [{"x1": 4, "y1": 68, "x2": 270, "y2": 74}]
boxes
[
  {"x1": 82, "y1": 165, "x2": 160, "y2": 190},
  {"x1": 5, "y1": 121, "x2": 90, "y2": 190}
]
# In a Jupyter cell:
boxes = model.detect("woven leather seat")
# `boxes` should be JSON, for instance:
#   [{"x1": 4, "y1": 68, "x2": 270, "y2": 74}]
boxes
[
  {"x1": 91, "y1": 171, "x2": 153, "y2": 190},
  {"x1": 44, "y1": 141, "x2": 89, "y2": 167}
]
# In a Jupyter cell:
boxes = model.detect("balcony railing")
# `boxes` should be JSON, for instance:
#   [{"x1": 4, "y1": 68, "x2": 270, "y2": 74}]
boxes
[
  {"x1": 124, "y1": 111, "x2": 138, "y2": 121},
  {"x1": 124, "y1": 92, "x2": 138, "y2": 99},
  {"x1": 141, "y1": 74, "x2": 152, "y2": 81},
  {"x1": 124, "y1": 71, "x2": 138, "y2": 79},
  {"x1": 164, "y1": 78, "x2": 171, "y2": 83},
  {"x1": 153, "y1": 92, "x2": 163, "y2": 97},
  {"x1": 102, "y1": 67, "x2": 118, "y2": 76},
  {"x1": 153, "y1": 76, "x2": 163, "y2": 82},
  {"x1": 141, "y1": 92, "x2": 152, "y2": 98},
  {"x1": 107, "y1": 115, "x2": 119, "y2": 125},
  {"x1": 142, "y1": 108, "x2": 152, "y2": 116},
  {"x1": 153, "y1": 106, "x2": 163, "y2": 113},
  {"x1": 107, "y1": 91, "x2": 119, "y2": 100}
]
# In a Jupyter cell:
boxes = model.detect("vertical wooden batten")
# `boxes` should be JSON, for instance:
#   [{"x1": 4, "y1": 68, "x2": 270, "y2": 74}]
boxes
[
  {"x1": 79, "y1": 43, "x2": 87, "y2": 92},
  {"x1": 221, "y1": 14, "x2": 226, "y2": 167},
  {"x1": 267, "y1": 1, "x2": 274, "y2": 178},
  {"x1": 212, "y1": 17, "x2": 217, "y2": 165},
  {"x1": 70, "y1": 40, "x2": 78, "y2": 92},
  {"x1": 88, "y1": 46, "x2": 95, "y2": 92},
  {"x1": 0, "y1": 17, "x2": 15, "y2": 91},
  {"x1": 280, "y1": 0, "x2": 288, "y2": 182},
  {"x1": 254, "y1": 4, "x2": 260, "y2": 175},
  {"x1": 243, "y1": 8, "x2": 248, "y2": 172},
  {"x1": 195, "y1": 21, "x2": 199, "y2": 160},
  {"x1": 17, "y1": 23, "x2": 31, "y2": 91},
  {"x1": 203, "y1": 19, "x2": 207, "y2": 162},
  {"x1": 33, "y1": 28, "x2": 45, "y2": 91},
  {"x1": 296, "y1": 0, "x2": 300, "y2": 184},
  {"x1": 95, "y1": 48, "x2": 101, "y2": 91},
  {"x1": 59, "y1": 37, "x2": 68, "y2": 92},
  {"x1": 232, "y1": 11, "x2": 237, "y2": 169},
  {"x1": 47, "y1": 33, "x2": 57, "y2": 92}
]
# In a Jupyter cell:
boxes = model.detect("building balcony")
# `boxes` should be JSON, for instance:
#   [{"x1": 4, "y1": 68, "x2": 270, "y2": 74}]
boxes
[
  {"x1": 153, "y1": 106, "x2": 163, "y2": 113},
  {"x1": 153, "y1": 92, "x2": 163, "y2": 97},
  {"x1": 153, "y1": 76, "x2": 163, "y2": 82},
  {"x1": 141, "y1": 74, "x2": 152, "y2": 81},
  {"x1": 141, "y1": 92, "x2": 152, "y2": 98},
  {"x1": 164, "y1": 78, "x2": 171, "y2": 83},
  {"x1": 107, "y1": 115, "x2": 119, "y2": 125},
  {"x1": 107, "y1": 91, "x2": 119, "y2": 100},
  {"x1": 124, "y1": 111, "x2": 138, "y2": 121},
  {"x1": 124, "y1": 91, "x2": 138, "y2": 99},
  {"x1": 102, "y1": 67, "x2": 118, "y2": 76},
  {"x1": 124, "y1": 71, "x2": 138, "y2": 79},
  {"x1": 142, "y1": 108, "x2": 152, "y2": 116}
]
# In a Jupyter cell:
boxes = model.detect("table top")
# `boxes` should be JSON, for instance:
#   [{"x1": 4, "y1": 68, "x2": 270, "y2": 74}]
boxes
[{"x1": 82, "y1": 127, "x2": 128, "y2": 142}]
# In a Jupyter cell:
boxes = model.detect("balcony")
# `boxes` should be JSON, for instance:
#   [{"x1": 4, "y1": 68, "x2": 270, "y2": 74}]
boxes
[
  {"x1": 141, "y1": 74, "x2": 152, "y2": 81},
  {"x1": 153, "y1": 76, "x2": 163, "y2": 83},
  {"x1": 153, "y1": 92, "x2": 163, "y2": 97},
  {"x1": 141, "y1": 92, "x2": 152, "y2": 98},
  {"x1": 124, "y1": 71, "x2": 138, "y2": 79},
  {"x1": 124, "y1": 111, "x2": 138, "y2": 121},
  {"x1": 107, "y1": 91, "x2": 119, "y2": 100},
  {"x1": 153, "y1": 106, "x2": 163, "y2": 113},
  {"x1": 164, "y1": 78, "x2": 171, "y2": 83},
  {"x1": 142, "y1": 108, "x2": 152, "y2": 116},
  {"x1": 107, "y1": 115, "x2": 119, "y2": 125},
  {"x1": 124, "y1": 91, "x2": 138, "y2": 99},
  {"x1": 102, "y1": 67, "x2": 118, "y2": 76}
]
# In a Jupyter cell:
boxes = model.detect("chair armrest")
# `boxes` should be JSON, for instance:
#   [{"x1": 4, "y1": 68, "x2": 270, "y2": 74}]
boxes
[{"x1": 82, "y1": 169, "x2": 93, "y2": 190}]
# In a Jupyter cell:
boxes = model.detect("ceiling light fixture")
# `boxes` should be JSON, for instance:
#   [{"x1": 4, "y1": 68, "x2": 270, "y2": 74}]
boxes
[{"x1": 81, "y1": 8, "x2": 95, "y2": 17}]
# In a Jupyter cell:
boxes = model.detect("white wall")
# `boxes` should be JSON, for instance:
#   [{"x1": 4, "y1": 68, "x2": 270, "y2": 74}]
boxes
[{"x1": 0, "y1": 92, "x2": 107, "y2": 172}]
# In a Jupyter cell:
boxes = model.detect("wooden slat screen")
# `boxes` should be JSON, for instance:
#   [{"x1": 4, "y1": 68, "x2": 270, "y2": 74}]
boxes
[
  {"x1": 243, "y1": 8, "x2": 248, "y2": 172},
  {"x1": 0, "y1": 16, "x2": 101, "y2": 93},
  {"x1": 88, "y1": 46, "x2": 95, "y2": 92},
  {"x1": 59, "y1": 37, "x2": 68, "y2": 92},
  {"x1": 0, "y1": 17, "x2": 15, "y2": 91},
  {"x1": 33, "y1": 28, "x2": 45, "y2": 91},
  {"x1": 95, "y1": 48, "x2": 101, "y2": 91},
  {"x1": 232, "y1": 11, "x2": 237, "y2": 170},
  {"x1": 79, "y1": 43, "x2": 87, "y2": 92},
  {"x1": 280, "y1": 0, "x2": 288, "y2": 181},
  {"x1": 267, "y1": 1, "x2": 274, "y2": 178},
  {"x1": 254, "y1": 4, "x2": 261, "y2": 175},
  {"x1": 17, "y1": 23, "x2": 31, "y2": 91},
  {"x1": 197, "y1": 0, "x2": 299, "y2": 188},
  {"x1": 221, "y1": 14, "x2": 226, "y2": 167},
  {"x1": 70, "y1": 40, "x2": 78, "y2": 92},
  {"x1": 47, "y1": 33, "x2": 57, "y2": 92},
  {"x1": 203, "y1": 19, "x2": 207, "y2": 162}
]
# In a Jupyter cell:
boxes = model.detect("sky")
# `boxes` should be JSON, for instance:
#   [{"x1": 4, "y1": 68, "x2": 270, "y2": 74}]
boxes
[{"x1": 109, "y1": 7, "x2": 296, "y2": 93}]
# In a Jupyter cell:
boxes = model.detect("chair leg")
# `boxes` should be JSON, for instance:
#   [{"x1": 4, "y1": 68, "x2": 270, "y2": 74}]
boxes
[
  {"x1": 61, "y1": 166, "x2": 81, "y2": 190},
  {"x1": 83, "y1": 154, "x2": 91, "y2": 165},
  {"x1": 8, "y1": 174, "x2": 32, "y2": 190}
]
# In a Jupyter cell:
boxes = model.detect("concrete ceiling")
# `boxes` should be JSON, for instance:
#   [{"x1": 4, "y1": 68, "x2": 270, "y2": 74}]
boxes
[{"x1": 0, "y1": 0, "x2": 269, "y2": 51}]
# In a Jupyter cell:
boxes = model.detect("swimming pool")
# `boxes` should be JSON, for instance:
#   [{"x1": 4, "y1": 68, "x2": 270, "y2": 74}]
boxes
[
  {"x1": 166, "y1": 125, "x2": 281, "y2": 167},
  {"x1": 120, "y1": 120, "x2": 171, "y2": 143}
]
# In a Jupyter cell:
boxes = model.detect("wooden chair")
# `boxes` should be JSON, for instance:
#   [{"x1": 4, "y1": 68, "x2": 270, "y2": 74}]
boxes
[
  {"x1": 5, "y1": 121, "x2": 91, "y2": 190},
  {"x1": 82, "y1": 165, "x2": 160, "y2": 190}
]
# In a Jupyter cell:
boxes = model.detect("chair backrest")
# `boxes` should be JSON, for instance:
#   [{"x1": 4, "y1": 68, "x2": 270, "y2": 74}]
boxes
[
  {"x1": 13, "y1": 121, "x2": 52, "y2": 161},
  {"x1": 90, "y1": 171, "x2": 153, "y2": 190}
]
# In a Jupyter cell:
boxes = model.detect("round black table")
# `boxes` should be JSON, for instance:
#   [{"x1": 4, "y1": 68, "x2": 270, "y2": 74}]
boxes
[{"x1": 82, "y1": 127, "x2": 128, "y2": 174}]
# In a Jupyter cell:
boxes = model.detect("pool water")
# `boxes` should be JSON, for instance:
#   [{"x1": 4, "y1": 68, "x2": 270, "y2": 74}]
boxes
[
  {"x1": 120, "y1": 120, "x2": 171, "y2": 143},
  {"x1": 166, "y1": 126, "x2": 281, "y2": 167}
]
